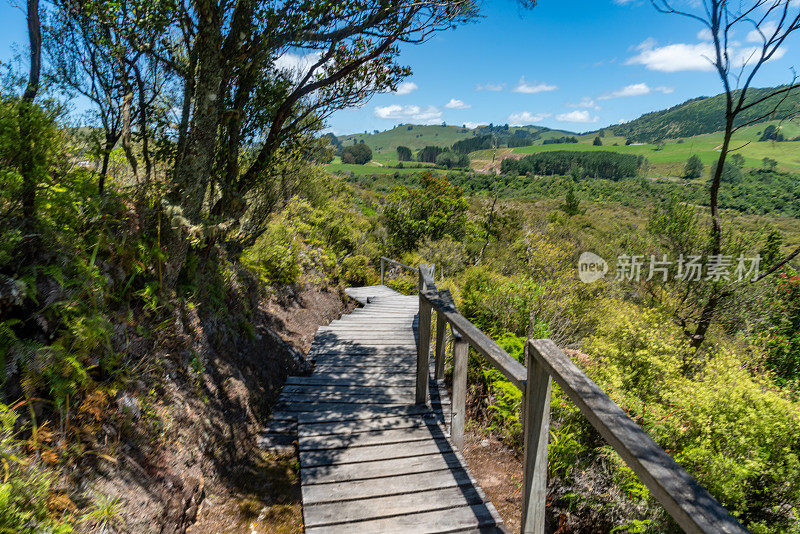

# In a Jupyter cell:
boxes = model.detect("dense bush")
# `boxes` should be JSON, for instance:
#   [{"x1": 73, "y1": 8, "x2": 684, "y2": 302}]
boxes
[
  {"x1": 417, "y1": 145, "x2": 445, "y2": 163},
  {"x1": 452, "y1": 135, "x2": 493, "y2": 154},
  {"x1": 501, "y1": 150, "x2": 644, "y2": 180},
  {"x1": 435, "y1": 150, "x2": 470, "y2": 169},
  {"x1": 341, "y1": 141, "x2": 372, "y2": 164},
  {"x1": 382, "y1": 173, "x2": 468, "y2": 252},
  {"x1": 583, "y1": 305, "x2": 800, "y2": 532},
  {"x1": 0, "y1": 403, "x2": 74, "y2": 533}
]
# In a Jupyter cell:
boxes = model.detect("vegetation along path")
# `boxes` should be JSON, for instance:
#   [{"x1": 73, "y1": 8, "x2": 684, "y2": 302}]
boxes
[{"x1": 267, "y1": 285, "x2": 506, "y2": 533}]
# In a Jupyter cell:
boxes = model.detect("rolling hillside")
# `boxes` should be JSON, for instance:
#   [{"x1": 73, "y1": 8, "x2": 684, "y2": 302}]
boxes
[
  {"x1": 464, "y1": 121, "x2": 800, "y2": 176},
  {"x1": 337, "y1": 124, "x2": 575, "y2": 154},
  {"x1": 601, "y1": 86, "x2": 800, "y2": 143},
  {"x1": 331, "y1": 85, "x2": 800, "y2": 177}
]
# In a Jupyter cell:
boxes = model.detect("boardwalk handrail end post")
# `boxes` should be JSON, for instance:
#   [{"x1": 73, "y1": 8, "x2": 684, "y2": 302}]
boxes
[
  {"x1": 451, "y1": 335, "x2": 468, "y2": 450},
  {"x1": 416, "y1": 263, "x2": 435, "y2": 405},
  {"x1": 521, "y1": 347, "x2": 551, "y2": 534},
  {"x1": 434, "y1": 309, "x2": 446, "y2": 380}
]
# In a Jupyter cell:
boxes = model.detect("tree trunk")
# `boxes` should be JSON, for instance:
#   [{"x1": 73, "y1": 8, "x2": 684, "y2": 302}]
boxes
[
  {"x1": 120, "y1": 91, "x2": 138, "y2": 184},
  {"x1": 20, "y1": 0, "x2": 41, "y2": 229},
  {"x1": 690, "y1": 115, "x2": 734, "y2": 349},
  {"x1": 99, "y1": 148, "x2": 111, "y2": 194},
  {"x1": 164, "y1": 3, "x2": 224, "y2": 290}
]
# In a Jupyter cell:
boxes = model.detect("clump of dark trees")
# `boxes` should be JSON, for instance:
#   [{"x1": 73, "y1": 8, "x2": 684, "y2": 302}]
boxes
[
  {"x1": 341, "y1": 141, "x2": 373, "y2": 164},
  {"x1": 501, "y1": 150, "x2": 645, "y2": 180}
]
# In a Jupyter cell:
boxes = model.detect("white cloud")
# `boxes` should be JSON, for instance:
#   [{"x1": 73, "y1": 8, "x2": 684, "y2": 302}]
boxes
[
  {"x1": 626, "y1": 39, "x2": 716, "y2": 72},
  {"x1": 508, "y1": 111, "x2": 551, "y2": 126},
  {"x1": 556, "y1": 110, "x2": 599, "y2": 123},
  {"x1": 274, "y1": 52, "x2": 323, "y2": 77},
  {"x1": 697, "y1": 28, "x2": 713, "y2": 41},
  {"x1": 445, "y1": 98, "x2": 471, "y2": 109},
  {"x1": 476, "y1": 82, "x2": 505, "y2": 91},
  {"x1": 463, "y1": 121, "x2": 489, "y2": 129},
  {"x1": 394, "y1": 81, "x2": 418, "y2": 95},
  {"x1": 747, "y1": 22, "x2": 778, "y2": 43},
  {"x1": 373, "y1": 104, "x2": 442, "y2": 124},
  {"x1": 568, "y1": 97, "x2": 601, "y2": 110},
  {"x1": 513, "y1": 77, "x2": 558, "y2": 94},
  {"x1": 598, "y1": 83, "x2": 675, "y2": 100},
  {"x1": 613, "y1": 0, "x2": 636, "y2": 4},
  {"x1": 626, "y1": 37, "x2": 788, "y2": 72},
  {"x1": 734, "y1": 44, "x2": 787, "y2": 66}
]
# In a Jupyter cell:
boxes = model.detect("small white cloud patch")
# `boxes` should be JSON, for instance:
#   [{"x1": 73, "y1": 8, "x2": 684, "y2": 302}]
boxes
[
  {"x1": 374, "y1": 104, "x2": 442, "y2": 124},
  {"x1": 513, "y1": 77, "x2": 558, "y2": 94},
  {"x1": 394, "y1": 81, "x2": 418, "y2": 95},
  {"x1": 598, "y1": 83, "x2": 674, "y2": 100},
  {"x1": 556, "y1": 110, "x2": 599, "y2": 123},
  {"x1": 476, "y1": 82, "x2": 505, "y2": 91},
  {"x1": 508, "y1": 111, "x2": 551, "y2": 126},
  {"x1": 445, "y1": 98, "x2": 471, "y2": 109}
]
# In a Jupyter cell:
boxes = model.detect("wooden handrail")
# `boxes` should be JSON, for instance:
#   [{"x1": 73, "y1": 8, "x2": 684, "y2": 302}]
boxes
[
  {"x1": 413, "y1": 262, "x2": 747, "y2": 534},
  {"x1": 528, "y1": 339, "x2": 747, "y2": 534},
  {"x1": 420, "y1": 288, "x2": 526, "y2": 389},
  {"x1": 380, "y1": 256, "x2": 434, "y2": 287}
]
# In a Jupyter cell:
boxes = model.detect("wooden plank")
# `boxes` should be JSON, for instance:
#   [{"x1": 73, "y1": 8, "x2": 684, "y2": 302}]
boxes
[
  {"x1": 286, "y1": 375, "x2": 414, "y2": 387},
  {"x1": 303, "y1": 484, "x2": 488, "y2": 528},
  {"x1": 310, "y1": 358, "x2": 415, "y2": 369},
  {"x1": 529, "y1": 339, "x2": 747, "y2": 534},
  {"x1": 282, "y1": 384, "x2": 414, "y2": 396},
  {"x1": 318, "y1": 326, "x2": 414, "y2": 332},
  {"x1": 301, "y1": 450, "x2": 465, "y2": 485},
  {"x1": 301, "y1": 466, "x2": 478, "y2": 504},
  {"x1": 422, "y1": 289, "x2": 527, "y2": 389},
  {"x1": 310, "y1": 347, "x2": 415, "y2": 355},
  {"x1": 274, "y1": 401, "x2": 409, "y2": 413},
  {"x1": 295, "y1": 404, "x2": 437, "y2": 424},
  {"x1": 282, "y1": 392, "x2": 414, "y2": 405},
  {"x1": 299, "y1": 415, "x2": 438, "y2": 437},
  {"x1": 300, "y1": 437, "x2": 453, "y2": 467},
  {"x1": 311, "y1": 363, "x2": 416, "y2": 372},
  {"x1": 300, "y1": 426, "x2": 443, "y2": 451},
  {"x1": 311, "y1": 352, "x2": 414, "y2": 361},
  {"x1": 311, "y1": 342, "x2": 415, "y2": 350},
  {"x1": 304, "y1": 503, "x2": 502, "y2": 534}
]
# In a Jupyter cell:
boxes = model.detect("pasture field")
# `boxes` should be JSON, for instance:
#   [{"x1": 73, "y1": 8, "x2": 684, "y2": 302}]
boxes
[{"x1": 490, "y1": 121, "x2": 800, "y2": 176}]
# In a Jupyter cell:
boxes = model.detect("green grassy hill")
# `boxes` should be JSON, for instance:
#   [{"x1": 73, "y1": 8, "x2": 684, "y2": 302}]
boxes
[
  {"x1": 601, "y1": 86, "x2": 800, "y2": 143},
  {"x1": 493, "y1": 120, "x2": 800, "y2": 175},
  {"x1": 337, "y1": 124, "x2": 576, "y2": 155},
  {"x1": 332, "y1": 85, "x2": 800, "y2": 176}
]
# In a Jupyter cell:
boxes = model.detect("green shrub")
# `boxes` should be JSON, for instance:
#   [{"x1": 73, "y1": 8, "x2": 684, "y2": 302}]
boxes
[
  {"x1": 242, "y1": 222, "x2": 301, "y2": 287},
  {"x1": 460, "y1": 266, "x2": 545, "y2": 336},
  {"x1": 582, "y1": 303, "x2": 800, "y2": 532},
  {"x1": 0, "y1": 403, "x2": 73, "y2": 533},
  {"x1": 339, "y1": 255, "x2": 374, "y2": 286}
]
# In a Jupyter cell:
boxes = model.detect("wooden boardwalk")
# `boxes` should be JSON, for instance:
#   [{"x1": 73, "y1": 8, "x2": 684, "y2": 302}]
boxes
[{"x1": 267, "y1": 285, "x2": 506, "y2": 533}]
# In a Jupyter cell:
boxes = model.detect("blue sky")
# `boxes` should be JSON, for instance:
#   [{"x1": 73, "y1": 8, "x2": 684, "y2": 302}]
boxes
[
  {"x1": 329, "y1": 0, "x2": 800, "y2": 134},
  {"x1": 1, "y1": 0, "x2": 797, "y2": 135}
]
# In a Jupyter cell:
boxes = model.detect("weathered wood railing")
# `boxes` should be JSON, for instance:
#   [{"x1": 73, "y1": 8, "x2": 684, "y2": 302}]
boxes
[
  {"x1": 380, "y1": 256, "x2": 434, "y2": 286},
  {"x1": 410, "y1": 262, "x2": 747, "y2": 534}
]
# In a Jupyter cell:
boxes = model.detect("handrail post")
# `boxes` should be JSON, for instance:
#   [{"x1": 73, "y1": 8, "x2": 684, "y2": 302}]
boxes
[
  {"x1": 451, "y1": 335, "x2": 468, "y2": 450},
  {"x1": 380, "y1": 257, "x2": 385, "y2": 286},
  {"x1": 434, "y1": 310, "x2": 446, "y2": 380},
  {"x1": 521, "y1": 351, "x2": 551, "y2": 534},
  {"x1": 416, "y1": 294, "x2": 432, "y2": 405}
]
